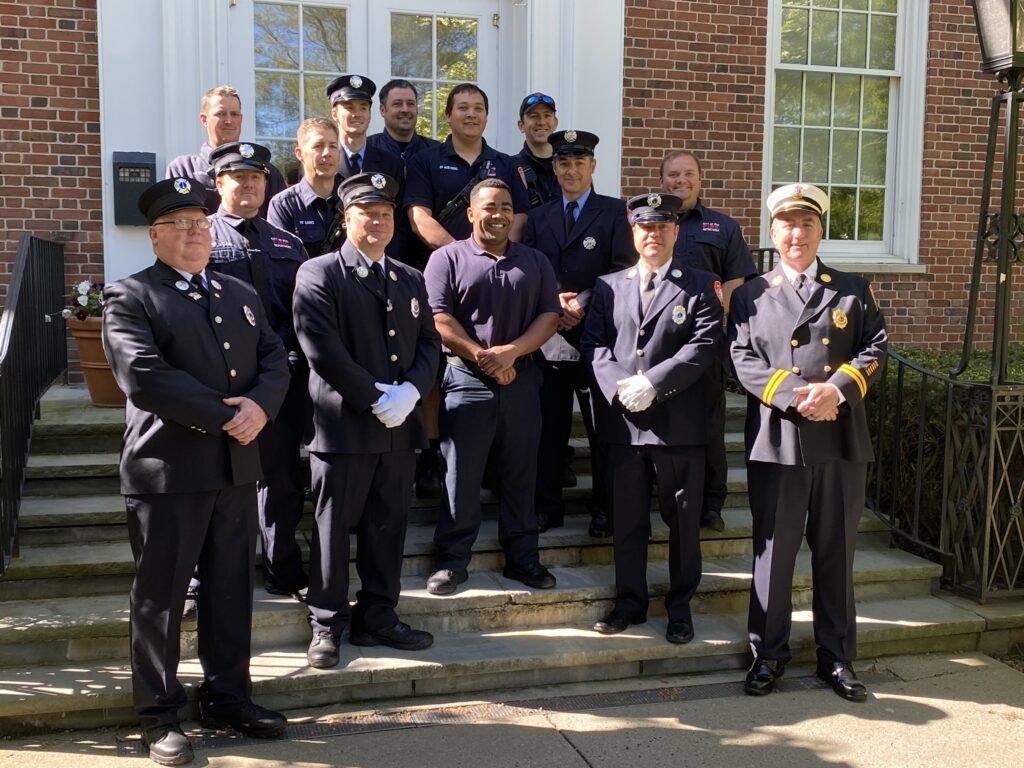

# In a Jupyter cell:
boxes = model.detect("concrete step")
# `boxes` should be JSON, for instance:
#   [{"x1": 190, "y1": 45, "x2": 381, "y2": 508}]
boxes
[
  {"x1": 0, "y1": 548, "x2": 940, "y2": 667},
  {"x1": 1, "y1": 509, "x2": 893, "y2": 601},
  {"x1": 0, "y1": 593, "x2": 987, "y2": 736}
]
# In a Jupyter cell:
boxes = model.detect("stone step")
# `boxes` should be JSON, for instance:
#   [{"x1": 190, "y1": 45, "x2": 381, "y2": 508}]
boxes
[
  {"x1": 0, "y1": 546, "x2": 940, "y2": 669},
  {"x1": 0, "y1": 594, "x2": 987, "y2": 736},
  {"x1": 1, "y1": 509, "x2": 892, "y2": 600}
]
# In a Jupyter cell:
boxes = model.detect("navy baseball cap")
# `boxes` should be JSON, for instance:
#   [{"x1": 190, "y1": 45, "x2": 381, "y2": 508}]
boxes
[{"x1": 519, "y1": 92, "x2": 556, "y2": 119}]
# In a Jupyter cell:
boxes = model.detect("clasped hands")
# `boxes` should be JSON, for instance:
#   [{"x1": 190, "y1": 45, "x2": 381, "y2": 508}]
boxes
[
  {"x1": 475, "y1": 344, "x2": 518, "y2": 386},
  {"x1": 372, "y1": 381, "x2": 420, "y2": 428},
  {"x1": 793, "y1": 382, "x2": 839, "y2": 422},
  {"x1": 558, "y1": 291, "x2": 584, "y2": 331},
  {"x1": 615, "y1": 374, "x2": 656, "y2": 413}
]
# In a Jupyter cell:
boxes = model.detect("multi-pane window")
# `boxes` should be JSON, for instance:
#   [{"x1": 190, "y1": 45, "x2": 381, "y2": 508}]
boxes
[
  {"x1": 389, "y1": 13, "x2": 479, "y2": 141},
  {"x1": 253, "y1": 1, "x2": 348, "y2": 180},
  {"x1": 769, "y1": 0, "x2": 899, "y2": 244}
]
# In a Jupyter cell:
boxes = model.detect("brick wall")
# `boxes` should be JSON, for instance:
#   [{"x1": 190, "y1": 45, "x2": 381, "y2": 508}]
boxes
[
  {"x1": 621, "y1": 0, "x2": 1017, "y2": 349},
  {"x1": 0, "y1": 0, "x2": 101, "y2": 375}
]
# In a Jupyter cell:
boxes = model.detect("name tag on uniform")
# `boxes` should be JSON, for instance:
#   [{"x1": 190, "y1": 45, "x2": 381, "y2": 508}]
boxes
[
  {"x1": 271, "y1": 237, "x2": 292, "y2": 248},
  {"x1": 702, "y1": 222, "x2": 720, "y2": 233},
  {"x1": 439, "y1": 165, "x2": 460, "y2": 171}
]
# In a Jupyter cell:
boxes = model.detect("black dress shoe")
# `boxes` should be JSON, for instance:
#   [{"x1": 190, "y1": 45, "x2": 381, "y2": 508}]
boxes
[
  {"x1": 199, "y1": 699, "x2": 287, "y2": 738},
  {"x1": 666, "y1": 619, "x2": 695, "y2": 644},
  {"x1": 561, "y1": 465, "x2": 578, "y2": 488},
  {"x1": 350, "y1": 621, "x2": 434, "y2": 650},
  {"x1": 264, "y1": 582, "x2": 308, "y2": 602},
  {"x1": 588, "y1": 511, "x2": 611, "y2": 538},
  {"x1": 700, "y1": 509, "x2": 726, "y2": 533},
  {"x1": 503, "y1": 561, "x2": 556, "y2": 589},
  {"x1": 426, "y1": 568, "x2": 468, "y2": 595},
  {"x1": 307, "y1": 630, "x2": 341, "y2": 669},
  {"x1": 816, "y1": 661, "x2": 868, "y2": 702},
  {"x1": 537, "y1": 512, "x2": 564, "y2": 532},
  {"x1": 593, "y1": 611, "x2": 642, "y2": 634},
  {"x1": 414, "y1": 447, "x2": 443, "y2": 498},
  {"x1": 142, "y1": 725, "x2": 193, "y2": 766},
  {"x1": 744, "y1": 657, "x2": 785, "y2": 695}
]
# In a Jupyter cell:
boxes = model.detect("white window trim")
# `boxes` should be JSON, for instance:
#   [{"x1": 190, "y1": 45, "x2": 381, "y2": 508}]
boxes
[{"x1": 760, "y1": 0, "x2": 928, "y2": 265}]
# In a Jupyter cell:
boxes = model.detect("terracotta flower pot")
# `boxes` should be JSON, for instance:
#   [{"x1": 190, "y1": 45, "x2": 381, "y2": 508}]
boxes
[{"x1": 69, "y1": 316, "x2": 126, "y2": 408}]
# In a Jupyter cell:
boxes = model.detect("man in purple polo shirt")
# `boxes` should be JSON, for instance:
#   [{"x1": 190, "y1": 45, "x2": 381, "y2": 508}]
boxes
[{"x1": 422, "y1": 178, "x2": 561, "y2": 596}]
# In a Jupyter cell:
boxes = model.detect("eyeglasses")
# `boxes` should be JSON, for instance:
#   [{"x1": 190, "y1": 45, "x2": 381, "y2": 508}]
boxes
[
  {"x1": 152, "y1": 218, "x2": 212, "y2": 231},
  {"x1": 523, "y1": 93, "x2": 555, "y2": 107}
]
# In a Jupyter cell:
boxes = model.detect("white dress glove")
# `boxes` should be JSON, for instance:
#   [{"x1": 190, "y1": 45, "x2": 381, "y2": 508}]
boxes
[
  {"x1": 371, "y1": 381, "x2": 420, "y2": 428},
  {"x1": 615, "y1": 374, "x2": 657, "y2": 413}
]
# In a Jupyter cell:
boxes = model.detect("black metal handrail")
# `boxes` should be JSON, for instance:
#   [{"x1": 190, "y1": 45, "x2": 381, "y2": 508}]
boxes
[
  {"x1": 0, "y1": 234, "x2": 67, "y2": 577},
  {"x1": 866, "y1": 350, "x2": 1024, "y2": 602},
  {"x1": 752, "y1": 247, "x2": 778, "y2": 274}
]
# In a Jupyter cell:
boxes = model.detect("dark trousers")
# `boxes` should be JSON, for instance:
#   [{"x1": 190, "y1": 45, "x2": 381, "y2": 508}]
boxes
[
  {"x1": 536, "y1": 360, "x2": 608, "y2": 519},
  {"x1": 746, "y1": 459, "x2": 866, "y2": 665},
  {"x1": 607, "y1": 444, "x2": 704, "y2": 622},
  {"x1": 702, "y1": 359, "x2": 728, "y2": 516},
  {"x1": 435, "y1": 362, "x2": 542, "y2": 572},
  {"x1": 125, "y1": 485, "x2": 257, "y2": 730},
  {"x1": 307, "y1": 450, "x2": 414, "y2": 634},
  {"x1": 257, "y1": 371, "x2": 308, "y2": 591}
]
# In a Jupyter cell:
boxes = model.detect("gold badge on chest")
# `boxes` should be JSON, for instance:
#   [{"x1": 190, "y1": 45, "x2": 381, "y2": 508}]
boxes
[{"x1": 832, "y1": 308, "x2": 848, "y2": 330}]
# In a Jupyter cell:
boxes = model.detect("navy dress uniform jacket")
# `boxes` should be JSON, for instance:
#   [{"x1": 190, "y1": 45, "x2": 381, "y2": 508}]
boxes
[
  {"x1": 728, "y1": 260, "x2": 887, "y2": 466},
  {"x1": 524, "y1": 192, "x2": 635, "y2": 359},
  {"x1": 293, "y1": 240, "x2": 441, "y2": 455},
  {"x1": 581, "y1": 259, "x2": 724, "y2": 447},
  {"x1": 102, "y1": 259, "x2": 291, "y2": 494}
]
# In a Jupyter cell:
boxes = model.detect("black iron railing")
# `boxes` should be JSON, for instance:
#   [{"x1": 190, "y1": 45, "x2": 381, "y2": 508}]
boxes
[
  {"x1": 866, "y1": 351, "x2": 1024, "y2": 602},
  {"x1": 752, "y1": 247, "x2": 778, "y2": 274},
  {"x1": 0, "y1": 235, "x2": 67, "y2": 577}
]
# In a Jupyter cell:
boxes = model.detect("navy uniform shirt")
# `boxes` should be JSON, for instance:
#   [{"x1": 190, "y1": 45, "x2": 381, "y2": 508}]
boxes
[
  {"x1": 404, "y1": 137, "x2": 531, "y2": 242},
  {"x1": 672, "y1": 199, "x2": 757, "y2": 283},
  {"x1": 208, "y1": 210, "x2": 307, "y2": 353},
  {"x1": 366, "y1": 130, "x2": 440, "y2": 162},
  {"x1": 267, "y1": 177, "x2": 338, "y2": 257},
  {"x1": 166, "y1": 142, "x2": 288, "y2": 220},
  {"x1": 423, "y1": 237, "x2": 561, "y2": 351},
  {"x1": 510, "y1": 142, "x2": 559, "y2": 208}
]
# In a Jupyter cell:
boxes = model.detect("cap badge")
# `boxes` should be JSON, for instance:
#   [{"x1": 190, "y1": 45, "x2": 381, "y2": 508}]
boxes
[
  {"x1": 671, "y1": 269, "x2": 683, "y2": 278},
  {"x1": 583, "y1": 236, "x2": 596, "y2": 250},
  {"x1": 771, "y1": 275, "x2": 784, "y2": 287},
  {"x1": 175, "y1": 280, "x2": 190, "y2": 291},
  {"x1": 792, "y1": 184, "x2": 804, "y2": 198},
  {"x1": 356, "y1": 265, "x2": 369, "y2": 278},
  {"x1": 564, "y1": 130, "x2": 577, "y2": 143},
  {"x1": 210, "y1": 279, "x2": 222, "y2": 290},
  {"x1": 371, "y1": 173, "x2": 386, "y2": 190},
  {"x1": 647, "y1": 193, "x2": 662, "y2": 209},
  {"x1": 672, "y1": 305, "x2": 687, "y2": 325},
  {"x1": 240, "y1": 144, "x2": 255, "y2": 159},
  {"x1": 243, "y1": 305, "x2": 256, "y2": 326},
  {"x1": 389, "y1": 269, "x2": 398, "y2": 282},
  {"x1": 411, "y1": 297, "x2": 420, "y2": 319},
  {"x1": 173, "y1": 178, "x2": 191, "y2": 195},
  {"x1": 832, "y1": 308, "x2": 848, "y2": 330},
  {"x1": 820, "y1": 273, "x2": 832, "y2": 283},
  {"x1": 350, "y1": 75, "x2": 363, "y2": 89}
]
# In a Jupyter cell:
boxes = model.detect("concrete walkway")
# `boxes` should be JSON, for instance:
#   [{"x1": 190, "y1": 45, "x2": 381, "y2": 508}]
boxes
[{"x1": 2, "y1": 652, "x2": 1022, "y2": 767}]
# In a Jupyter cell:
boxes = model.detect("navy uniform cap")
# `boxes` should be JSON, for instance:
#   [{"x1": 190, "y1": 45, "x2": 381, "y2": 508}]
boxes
[
  {"x1": 327, "y1": 74, "x2": 377, "y2": 104},
  {"x1": 339, "y1": 172, "x2": 399, "y2": 209},
  {"x1": 548, "y1": 129, "x2": 599, "y2": 157},
  {"x1": 209, "y1": 141, "x2": 271, "y2": 175},
  {"x1": 137, "y1": 177, "x2": 209, "y2": 224},
  {"x1": 627, "y1": 192, "x2": 683, "y2": 224}
]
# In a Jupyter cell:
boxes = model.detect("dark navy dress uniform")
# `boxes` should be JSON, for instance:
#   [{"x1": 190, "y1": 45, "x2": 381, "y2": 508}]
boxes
[
  {"x1": 729, "y1": 259, "x2": 886, "y2": 668},
  {"x1": 293, "y1": 233, "x2": 440, "y2": 637},
  {"x1": 102, "y1": 180, "x2": 290, "y2": 732},
  {"x1": 582, "y1": 252, "x2": 723, "y2": 628},
  {"x1": 267, "y1": 177, "x2": 338, "y2": 258},
  {"x1": 523, "y1": 132, "x2": 635, "y2": 529},
  {"x1": 404, "y1": 136, "x2": 530, "y2": 241},
  {"x1": 166, "y1": 141, "x2": 287, "y2": 220},
  {"x1": 423, "y1": 238, "x2": 561, "y2": 574},
  {"x1": 673, "y1": 200, "x2": 757, "y2": 521}
]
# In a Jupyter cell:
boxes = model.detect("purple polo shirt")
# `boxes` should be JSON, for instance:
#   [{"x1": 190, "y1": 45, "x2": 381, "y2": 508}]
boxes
[{"x1": 424, "y1": 237, "x2": 561, "y2": 350}]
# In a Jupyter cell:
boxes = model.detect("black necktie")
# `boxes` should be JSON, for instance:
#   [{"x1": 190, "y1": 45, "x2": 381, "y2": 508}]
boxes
[
  {"x1": 794, "y1": 273, "x2": 809, "y2": 304},
  {"x1": 372, "y1": 260, "x2": 387, "y2": 296},
  {"x1": 190, "y1": 273, "x2": 208, "y2": 297},
  {"x1": 565, "y1": 200, "x2": 578, "y2": 238},
  {"x1": 239, "y1": 219, "x2": 272, "y2": 311},
  {"x1": 641, "y1": 271, "x2": 656, "y2": 315},
  {"x1": 350, "y1": 153, "x2": 362, "y2": 175}
]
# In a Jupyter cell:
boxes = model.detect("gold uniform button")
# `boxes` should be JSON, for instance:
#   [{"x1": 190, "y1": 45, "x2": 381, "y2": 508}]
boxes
[
  {"x1": 390, "y1": 354, "x2": 398, "y2": 362},
  {"x1": 824, "y1": 365, "x2": 833, "y2": 373},
  {"x1": 792, "y1": 366, "x2": 801, "y2": 374},
  {"x1": 388, "y1": 329, "x2": 396, "y2": 337},
  {"x1": 639, "y1": 329, "x2": 646, "y2": 337},
  {"x1": 822, "y1": 337, "x2": 830, "y2": 346},
  {"x1": 223, "y1": 342, "x2": 231, "y2": 350},
  {"x1": 637, "y1": 349, "x2": 645, "y2": 357},
  {"x1": 230, "y1": 369, "x2": 237, "y2": 377},
  {"x1": 791, "y1": 339, "x2": 799, "y2": 347},
  {"x1": 214, "y1": 316, "x2": 223, "y2": 324}
]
